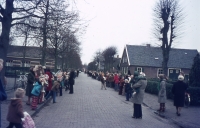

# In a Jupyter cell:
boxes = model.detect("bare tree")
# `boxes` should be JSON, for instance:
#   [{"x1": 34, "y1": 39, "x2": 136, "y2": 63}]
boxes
[
  {"x1": 0, "y1": 0, "x2": 42, "y2": 80},
  {"x1": 153, "y1": 0, "x2": 184, "y2": 76}
]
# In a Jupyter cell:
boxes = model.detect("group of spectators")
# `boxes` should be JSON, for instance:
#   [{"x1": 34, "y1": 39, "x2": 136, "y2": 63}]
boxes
[
  {"x1": 0, "y1": 59, "x2": 79, "y2": 128},
  {"x1": 87, "y1": 70, "x2": 147, "y2": 119},
  {"x1": 24, "y1": 65, "x2": 77, "y2": 111},
  {"x1": 86, "y1": 70, "x2": 188, "y2": 118}
]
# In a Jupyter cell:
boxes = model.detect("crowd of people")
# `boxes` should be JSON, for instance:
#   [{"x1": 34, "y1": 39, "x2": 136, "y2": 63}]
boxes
[
  {"x1": 86, "y1": 70, "x2": 188, "y2": 118},
  {"x1": 0, "y1": 57, "x2": 189, "y2": 127},
  {"x1": 24, "y1": 65, "x2": 78, "y2": 111},
  {"x1": 0, "y1": 58, "x2": 80, "y2": 128},
  {"x1": 87, "y1": 70, "x2": 147, "y2": 119}
]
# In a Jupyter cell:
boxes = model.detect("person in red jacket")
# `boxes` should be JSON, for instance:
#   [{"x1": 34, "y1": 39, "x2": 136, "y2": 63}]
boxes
[
  {"x1": 45, "y1": 68, "x2": 53, "y2": 97},
  {"x1": 113, "y1": 73, "x2": 119, "y2": 91}
]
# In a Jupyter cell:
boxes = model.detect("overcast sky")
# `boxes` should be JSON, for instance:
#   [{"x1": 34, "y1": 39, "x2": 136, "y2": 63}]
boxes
[{"x1": 73, "y1": 0, "x2": 200, "y2": 64}]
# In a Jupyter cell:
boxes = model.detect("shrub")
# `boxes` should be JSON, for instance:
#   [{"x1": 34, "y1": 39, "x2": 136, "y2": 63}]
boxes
[
  {"x1": 145, "y1": 80, "x2": 200, "y2": 106},
  {"x1": 145, "y1": 81, "x2": 159, "y2": 95}
]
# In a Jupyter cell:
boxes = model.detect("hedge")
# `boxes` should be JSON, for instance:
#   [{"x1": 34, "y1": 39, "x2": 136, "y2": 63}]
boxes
[{"x1": 145, "y1": 81, "x2": 200, "y2": 106}]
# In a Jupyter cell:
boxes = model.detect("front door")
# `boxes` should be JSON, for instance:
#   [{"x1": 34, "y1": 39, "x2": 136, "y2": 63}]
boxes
[{"x1": 169, "y1": 69, "x2": 180, "y2": 80}]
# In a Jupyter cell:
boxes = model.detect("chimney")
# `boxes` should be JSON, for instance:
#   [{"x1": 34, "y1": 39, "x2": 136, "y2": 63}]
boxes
[{"x1": 146, "y1": 44, "x2": 151, "y2": 47}]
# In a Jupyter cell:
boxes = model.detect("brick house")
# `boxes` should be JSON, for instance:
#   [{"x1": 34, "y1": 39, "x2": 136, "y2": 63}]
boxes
[
  {"x1": 120, "y1": 44, "x2": 198, "y2": 80},
  {"x1": 5, "y1": 45, "x2": 60, "y2": 76}
]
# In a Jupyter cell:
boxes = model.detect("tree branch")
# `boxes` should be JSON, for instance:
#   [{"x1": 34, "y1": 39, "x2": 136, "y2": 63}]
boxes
[
  {"x1": 11, "y1": 22, "x2": 40, "y2": 29},
  {"x1": 0, "y1": 4, "x2": 5, "y2": 16},
  {"x1": 0, "y1": 16, "x2": 2, "y2": 22}
]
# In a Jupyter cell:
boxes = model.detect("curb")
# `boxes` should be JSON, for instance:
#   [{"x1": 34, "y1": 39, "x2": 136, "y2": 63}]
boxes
[
  {"x1": 142, "y1": 101, "x2": 186, "y2": 128},
  {"x1": 31, "y1": 98, "x2": 52, "y2": 118}
]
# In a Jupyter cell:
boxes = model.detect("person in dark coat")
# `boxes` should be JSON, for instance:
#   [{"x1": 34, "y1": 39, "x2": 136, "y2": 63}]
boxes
[
  {"x1": 119, "y1": 76, "x2": 124, "y2": 95},
  {"x1": 69, "y1": 69, "x2": 75, "y2": 94},
  {"x1": 77, "y1": 70, "x2": 79, "y2": 77},
  {"x1": 25, "y1": 67, "x2": 35, "y2": 105},
  {"x1": 0, "y1": 59, "x2": 7, "y2": 128},
  {"x1": 172, "y1": 75, "x2": 188, "y2": 116},
  {"x1": 125, "y1": 79, "x2": 132, "y2": 101}
]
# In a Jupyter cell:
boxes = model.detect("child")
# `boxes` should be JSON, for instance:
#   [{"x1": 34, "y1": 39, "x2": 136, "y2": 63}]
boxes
[
  {"x1": 7, "y1": 88, "x2": 25, "y2": 128},
  {"x1": 46, "y1": 74, "x2": 60, "y2": 103},
  {"x1": 31, "y1": 77, "x2": 42, "y2": 110}
]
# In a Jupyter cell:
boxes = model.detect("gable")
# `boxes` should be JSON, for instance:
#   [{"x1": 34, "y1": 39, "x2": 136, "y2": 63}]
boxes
[{"x1": 120, "y1": 47, "x2": 130, "y2": 65}]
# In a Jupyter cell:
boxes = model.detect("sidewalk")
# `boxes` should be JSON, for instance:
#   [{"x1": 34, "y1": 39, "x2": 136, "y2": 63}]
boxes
[
  {"x1": 1, "y1": 89, "x2": 50, "y2": 128},
  {"x1": 143, "y1": 92, "x2": 200, "y2": 128}
]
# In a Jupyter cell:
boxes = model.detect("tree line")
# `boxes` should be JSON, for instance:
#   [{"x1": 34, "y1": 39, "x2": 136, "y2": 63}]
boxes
[{"x1": 0, "y1": 0, "x2": 84, "y2": 80}]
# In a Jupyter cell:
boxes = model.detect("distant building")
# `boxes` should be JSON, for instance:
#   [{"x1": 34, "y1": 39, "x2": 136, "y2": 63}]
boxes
[
  {"x1": 120, "y1": 44, "x2": 198, "y2": 80},
  {"x1": 5, "y1": 45, "x2": 61, "y2": 76}
]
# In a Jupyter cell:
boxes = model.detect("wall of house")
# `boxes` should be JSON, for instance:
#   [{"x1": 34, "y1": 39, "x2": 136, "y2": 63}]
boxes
[
  {"x1": 129, "y1": 66, "x2": 158, "y2": 78},
  {"x1": 129, "y1": 66, "x2": 191, "y2": 80}
]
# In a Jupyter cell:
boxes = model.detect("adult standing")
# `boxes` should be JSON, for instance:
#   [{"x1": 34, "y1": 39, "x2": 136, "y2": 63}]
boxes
[
  {"x1": 45, "y1": 68, "x2": 53, "y2": 97},
  {"x1": 69, "y1": 69, "x2": 75, "y2": 94},
  {"x1": 132, "y1": 72, "x2": 147, "y2": 119},
  {"x1": 0, "y1": 59, "x2": 7, "y2": 128},
  {"x1": 172, "y1": 75, "x2": 188, "y2": 116},
  {"x1": 77, "y1": 69, "x2": 79, "y2": 77},
  {"x1": 25, "y1": 67, "x2": 35, "y2": 105},
  {"x1": 125, "y1": 79, "x2": 132, "y2": 101},
  {"x1": 119, "y1": 76, "x2": 124, "y2": 95},
  {"x1": 113, "y1": 73, "x2": 119, "y2": 91},
  {"x1": 157, "y1": 74, "x2": 167, "y2": 112}
]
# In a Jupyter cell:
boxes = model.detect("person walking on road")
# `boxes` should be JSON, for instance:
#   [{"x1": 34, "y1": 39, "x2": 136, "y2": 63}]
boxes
[
  {"x1": 25, "y1": 67, "x2": 35, "y2": 105},
  {"x1": 132, "y1": 72, "x2": 147, "y2": 119},
  {"x1": 7, "y1": 88, "x2": 25, "y2": 128},
  {"x1": 157, "y1": 74, "x2": 167, "y2": 112},
  {"x1": 69, "y1": 69, "x2": 75, "y2": 94},
  {"x1": 172, "y1": 75, "x2": 188, "y2": 116},
  {"x1": 100, "y1": 73, "x2": 106, "y2": 90}
]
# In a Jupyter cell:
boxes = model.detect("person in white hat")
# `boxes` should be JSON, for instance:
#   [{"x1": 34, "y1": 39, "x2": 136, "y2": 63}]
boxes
[{"x1": 172, "y1": 75, "x2": 188, "y2": 116}]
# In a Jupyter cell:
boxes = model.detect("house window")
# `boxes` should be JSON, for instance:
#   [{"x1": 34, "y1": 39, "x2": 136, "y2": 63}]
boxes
[
  {"x1": 170, "y1": 70, "x2": 173, "y2": 73},
  {"x1": 13, "y1": 60, "x2": 22, "y2": 67},
  {"x1": 6, "y1": 60, "x2": 13, "y2": 66},
  {"x1": 24, "y1": 61, "x2": 30, "y2": 67},
  {"x1": 137, "y1": 67, "x2": 142, "y2": 73},
  {"x1": 176, "y1": 70, "x2": 180, "y2": 73},
  {"x1": 123, "y1": 57, "x2": 127, "y2": 63},
  {"x1": 157, "y1": 69, "x2": 163, "y2": 77},
  {"x1": 124, "y1": 67, "x2": 128, "y2": 74}
]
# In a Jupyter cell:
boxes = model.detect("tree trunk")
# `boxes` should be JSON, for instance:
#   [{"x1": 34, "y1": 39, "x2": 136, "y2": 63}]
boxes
[
  {"x1": 162, "y1": 49, "x2": 169, "y2": 76},
  {"x1": 41, "y1": 0, "x2": 49, "y2": 66},
  {"x1": 0, "y1": 0, "x2": 14, "y2": 81}
]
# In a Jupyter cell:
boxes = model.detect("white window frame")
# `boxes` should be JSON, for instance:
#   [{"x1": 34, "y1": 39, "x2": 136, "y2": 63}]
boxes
[
  {"x1": 6, "y1": 60, "x2": 13, "y2": 66},
  {"x1": 157, "y1": 68, "x2": 163, "y2": 77},
  {"x1": 24, "y1": 61, "x2": 30, "y2": 67},
  {"x1": 137, "y1": 67, "x2": 142, "y2": 73}
]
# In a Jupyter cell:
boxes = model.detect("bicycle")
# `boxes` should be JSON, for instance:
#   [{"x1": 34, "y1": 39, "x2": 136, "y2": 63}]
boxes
[
  {"x1": 184, "y1": 92, "x2": 190, "y2": 108},
  {"x1": 14, "y1": 75, "x2": 28, "y2": 90}
]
